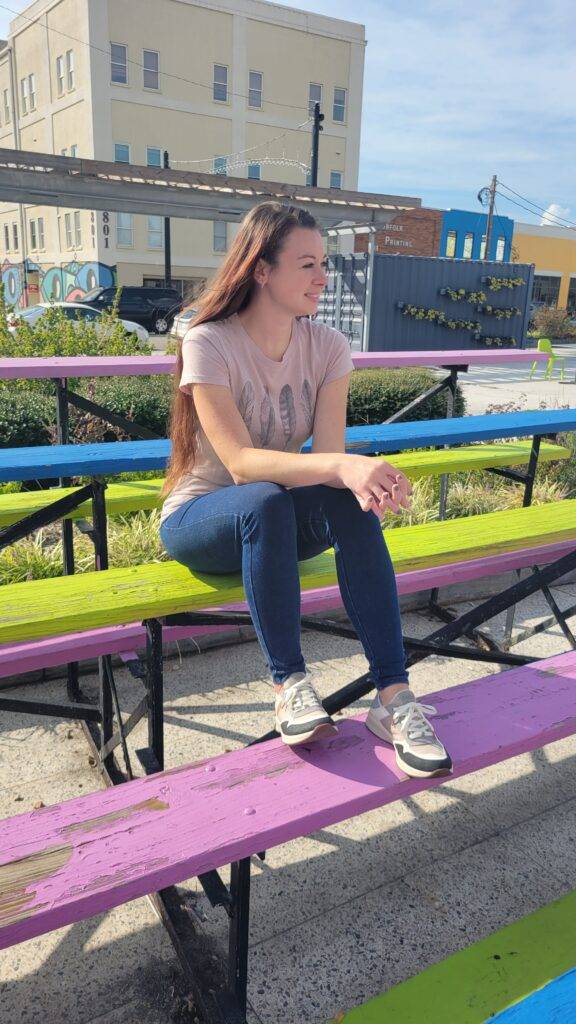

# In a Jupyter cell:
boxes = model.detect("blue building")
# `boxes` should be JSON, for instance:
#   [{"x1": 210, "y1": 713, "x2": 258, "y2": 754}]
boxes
[{"x1": 440, "y1": 209, "x2": 514, "y2": 262}]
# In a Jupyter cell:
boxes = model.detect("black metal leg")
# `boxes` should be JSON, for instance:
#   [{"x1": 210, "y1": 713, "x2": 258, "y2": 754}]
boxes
[
  {"x1": 145, "y1": 618, "x2": 164, "y2": 772},
  {"x1": 504, "y1": 434, "x2": 543, "y2": 645},
  {"x1": 228, "y1": 859, "x2": 251, "y2": 1017}
]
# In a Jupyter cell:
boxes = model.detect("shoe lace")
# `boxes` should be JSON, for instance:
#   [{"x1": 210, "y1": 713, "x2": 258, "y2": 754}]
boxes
[
  {"x1": 392, "y1": 701, "x2": 437, "y2": 740},
  {"x1": 286, "y1": 680, "x2": 322, "y2": 713}
]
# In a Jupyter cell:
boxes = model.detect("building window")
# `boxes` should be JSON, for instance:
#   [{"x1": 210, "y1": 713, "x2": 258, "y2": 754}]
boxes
[
  {"x1": 115, "y1": 142, "x2": 130, "y2": 163},
  {"x1": 249, "y1": 70, "x2": 262, "y2": 108},
  {"x1": 330, "y1": 170, "x2": 342, "y2": 189},
  {"x1": 213, "y1": 64, "x2": 228, "y2": 102},
  {"x1": 308, "y1": 82, "x2": 322, "y2": 117},
  {"x1": 306, "y1": 167, "x2": 312, "y2": 186},
  {"x1": 64, "y1": 212, "x2": 73, "y2": 248},
  {"x1": 61, "y1": 148, "x2": 67, "y2": 156},
  {"x1": 248, "y1": 162, "x2": 261, "y2": 180},
  {"x1": 326, "y1": 234, "x2": 339, "y2": 255},
  {"x1": 74, "y1": 211, "x2": 81, "y2": 246},
  {"x1": 111, "y1": 42, "x2": 128, "y2": 84},
  {"x1": 445, "y1": 229, "x2": 457, "y2": 257},
  {"x1": 462, "y1": 232, "x2": 473, "y2": 259},
  {"x1": 56, "y1": 55, "x2": 64, "y2": 96},
  {"x1": 38, "y1": 216, "x2": 45, "y2": 249},
  {"x1": 567, "y1": 277, "x2": 576, "y2": 313},
  {"x1": 66, "y1": 50, "x2": 75, "y2": 90},
  {"x1": 214, "y1": 156, "x2": 227, "y2": 175},
  {"x1": 30, "y1": 219, "x2": 37, "y2": 250},
  {"x1": 70, "y1": 144, "x2": 78, "y2": 158},
  {"x1": 213, "y1": 220, "x2": 227, "y2": 252},
  {"x1": 479, "y1": 234, "x2": 487, "y2": 259},
  {"x1": 333, "y1": 87, "x2": 346, "y2": 123},
  {"x1": 147, "y1": 146, "x2": 162, "y2": 167},
  {"x1": 495, "y1": 236, "x2": 505, "y2": 261},
  {"x1": 4, "y1": 224, "x2": 9, "y2": 251},
  {"x1": 117, "y1": 212, "x2": 133, "y2": 246},
  {"x1": 28, "y1": 74, "x2": 36, "y2": 110},
  {"x1": 20, "y1": 77, "x2": 28, "y2": 114},
  {"x1": 143, "y1": 50, "x2": 159, "y2": 90},
  {"x1": 147, "y1": 215, "x2": 163, "y2": 248},
  {"x1": 12, "y1": 222, "x2": 18, "y2": 250},
  {"x1": 3, "y1": 89, "x2": 10, "y2": 122},
  {"x1": 532, "y1": 274, "x2": 561, "y2": 306}
]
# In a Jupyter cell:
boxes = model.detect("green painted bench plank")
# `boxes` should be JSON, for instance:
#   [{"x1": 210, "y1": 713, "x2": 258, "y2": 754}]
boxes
[
  {"x1": 0, "y1": 442, "x2": 569, "y2": 529},
  {"x1": 0, "y1": 499, "x2": 574, "y2": 645},
  {"x1": 331, "y1": 888, "x2": 576, "y2": 1023}
]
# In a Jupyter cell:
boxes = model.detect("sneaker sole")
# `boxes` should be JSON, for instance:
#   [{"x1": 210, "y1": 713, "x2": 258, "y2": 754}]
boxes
[{"x1": 278, "y1": 720, "x2": 338, "y2": 746}]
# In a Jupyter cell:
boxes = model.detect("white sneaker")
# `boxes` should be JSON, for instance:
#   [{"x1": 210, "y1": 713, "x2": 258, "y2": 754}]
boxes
[
  {"x1": 275, "y1": 673, "x2": 338, "y2": 746},
  {"x1": 365, "y1": 687, "x2": 452, "y2": 778}
]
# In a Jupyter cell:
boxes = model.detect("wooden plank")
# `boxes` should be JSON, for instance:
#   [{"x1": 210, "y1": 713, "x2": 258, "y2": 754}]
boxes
[
  {"x1": 2, "y1": 410, "x2": 576, "y2": 481},
  {"x1": 0, "y1": 349, "x2": 548, "y2": 380},
  {"x1": 0, "y1": 499, "x2": 575, "y2": 645},
  {"x1": 333, "y1": 889, "x2": 576, "y2": 1023},
  {"x1": 0, "y1": 442, "x2": 568, "y2": 528},
  {"x1": 1, "y1": 537, "x2": 573, "y2": 679},
  {"x1": 1, "y1": 650, "x2": 576, "y2": 951}
]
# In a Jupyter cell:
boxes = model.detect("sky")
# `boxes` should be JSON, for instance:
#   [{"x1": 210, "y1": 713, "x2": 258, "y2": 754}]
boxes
[{"x1": 1, "y1": 0, "x2": 575, "y2": 230}]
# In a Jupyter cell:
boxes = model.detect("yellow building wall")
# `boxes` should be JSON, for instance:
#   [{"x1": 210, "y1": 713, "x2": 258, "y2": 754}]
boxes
[{"x1": 513, "y1": 230, "x2": 576, "y2": 308}]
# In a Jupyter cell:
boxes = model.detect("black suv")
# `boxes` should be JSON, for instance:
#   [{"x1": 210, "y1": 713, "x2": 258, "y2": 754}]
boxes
[{"x1": 76, "y1": 286, "x2": 183, "y2": 334}]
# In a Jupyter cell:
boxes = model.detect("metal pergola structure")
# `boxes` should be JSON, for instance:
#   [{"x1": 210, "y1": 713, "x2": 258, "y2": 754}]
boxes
[{"x1": 0, "y1": 147, "x2": 420, "y2": 227}]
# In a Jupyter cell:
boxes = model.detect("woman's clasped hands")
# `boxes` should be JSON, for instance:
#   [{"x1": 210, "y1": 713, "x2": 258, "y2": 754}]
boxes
[{"x1": 338, "y1": 454, "x2": 413, "y2": 520}]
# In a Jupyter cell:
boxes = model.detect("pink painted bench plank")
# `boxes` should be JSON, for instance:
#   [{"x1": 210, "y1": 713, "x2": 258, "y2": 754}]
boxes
[
  {"x1": 2, "y1": 650, "x2": 576, "y2": 949},
  {"x1": 0, "y1": 538, "x2": 572, "y2": 682},
  {"x1": 0, "y1": 349, "x2": 547, "y2": 380}
]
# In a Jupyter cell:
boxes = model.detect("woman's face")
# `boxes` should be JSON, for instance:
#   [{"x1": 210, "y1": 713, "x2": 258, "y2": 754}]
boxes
[{"x1": 259, "y1": 227, "x2": 329, "y2": 317}]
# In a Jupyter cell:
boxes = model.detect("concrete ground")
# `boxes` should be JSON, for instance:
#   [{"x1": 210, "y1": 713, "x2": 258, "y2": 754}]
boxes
[
  {"x1": 460, "y1": 343, "x2": 576, "y2": 415},
  {"x1": 2, "y1": 587, "x2": 576, "y2": 1024}
]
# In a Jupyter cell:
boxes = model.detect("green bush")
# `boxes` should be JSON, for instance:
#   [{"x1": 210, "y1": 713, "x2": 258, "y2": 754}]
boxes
[
  {"x1": 347, "y1": 368, "x2": 465, "y2": 426},
  {"x1": 70, "y1": 375, "x2": 173, "y2": 443},
  {"x1": 532, "y1": 306, "x2": 576, "y2": 340},
  {"x1": 0, "y1": 389, "x2": 54, "y2": 447}
]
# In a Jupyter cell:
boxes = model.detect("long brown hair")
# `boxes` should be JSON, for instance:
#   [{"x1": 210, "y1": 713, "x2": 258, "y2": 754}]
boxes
[{"x1": 161, "y1": 201, "x2": 319, "y2": 497}]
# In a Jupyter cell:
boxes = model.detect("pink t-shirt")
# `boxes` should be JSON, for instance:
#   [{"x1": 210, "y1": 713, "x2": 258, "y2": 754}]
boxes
[{"x1": 159, "y1": 312, "x2": 354, "y2": 523}]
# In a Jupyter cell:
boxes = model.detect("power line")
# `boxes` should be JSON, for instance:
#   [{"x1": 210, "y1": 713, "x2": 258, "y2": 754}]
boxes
[
  {"x1": 495, "y1": 189, "x2": 576, "y2": 231},
  {"x1": 0, "y1": 1, "x2": 313, "y2": 115},
  {"x1": 497, "y1": 180, "x2": 576, "y2": 230}
]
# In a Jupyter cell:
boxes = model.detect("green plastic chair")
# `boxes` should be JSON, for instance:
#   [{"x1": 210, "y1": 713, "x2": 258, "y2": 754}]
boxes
[{"x1": 529, "y1": 338, "x2": 565, "y2": 382}]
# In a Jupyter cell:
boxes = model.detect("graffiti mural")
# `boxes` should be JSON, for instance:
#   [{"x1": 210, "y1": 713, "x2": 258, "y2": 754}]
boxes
[{"x1": 1, "y1": 258, "x2": 117, "y2": 308}]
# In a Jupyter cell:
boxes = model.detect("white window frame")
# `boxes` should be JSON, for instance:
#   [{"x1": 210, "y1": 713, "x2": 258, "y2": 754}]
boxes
[
  {"x1": 38, "y1": 216, "x2": 45, "y2": 250},
  {"x1": 74, "y1": 211, "x2": 81, "y2": 247},
  {"x1": 147, "y1": 146, "x2": 162, "y2": 167},
  {"x1": 248, "y1": 70, "x2": 262, "y2": 108},
  {"x1": 64, "y1": 212, "x2": 73, "y2": 248},
  {"x1": 147, "y1": 215, "x2": 163, "y2": 248},
  {"x1": 247, "y1": 162, "x2": 261, "y2": 180},
  {"x1": 56, "y1": 55, "x2": 64, "y2": 96},
  {"x1": 463, "y1": 232, "x2": 474, "y2": 259},
  {"x1": 116, "y1": 212, "x2": 134, "y2": 247},
  {"x1": 333, "y1": 87, "x2": 347, "y2": 123},
  {"x1": 12, "y1": 222, "x2": 18, "y2": 250},
  {"x1": 111, "y1": 42, "x2": 128, "y2": 85},
  {"x1": 214, "y1": 156, "x2": 227, "y2": 175},
  {"x1": 495, "y1": 236, "x2": 506, "y2": 262},
  {"x1": 30, "y1": 219, "x2": 37, "y2": 250},
  {"x1": 479, "y1": 234, "x2": 487, "y2": 259},
  {"x1": 28, "y1": 73, "x2": 36, "y2": 110},
  {"x1": 213, "y1": 64, "x2": 228, "y2": 103},
  {"x1": 308, "y1": 82, "x2": 322, "y2": 117},
  {"x1": 213, "y1": 220, "x2": 227, "y2": 253},
  {"x1": 330, "y1": 170, "x2": 342, "y2": 189},
  {"x1": 3, "y1": 89, "x2": 10, "y2": 122},
  {"x1": 66, "y1": 50, "x2": 75, "y2": 91},
  {"x1": 445, "y1": 229, "x2": 457, "y2": 257},
  {"x1": 20, "y1": 77, "x2": 28, "y2": 115},
  {"x1": 4, "y1": 224, "x2": 10, "y2": 251},
  {"x1": 114, "y1": 142, "x2": 131, "y2": 163},
  {"x1": 143, "y1": 49, "x2": 159, "y2": 90}
]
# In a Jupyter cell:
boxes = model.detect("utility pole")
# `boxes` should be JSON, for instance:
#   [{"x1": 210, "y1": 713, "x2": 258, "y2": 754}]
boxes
[
  {"x1": 481, "y1": 174, "x2": 497, "y2": 259},
  {"x1": 310, "y1": 102, "x2": 324, "y2": 187},
  {"x1": 163, "y1": 150, "x2": 172, "y2": 287}
]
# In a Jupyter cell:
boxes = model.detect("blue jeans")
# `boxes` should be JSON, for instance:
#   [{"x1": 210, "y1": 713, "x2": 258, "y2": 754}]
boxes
[{"x1": 159, "y1": 482, "x2": 409, "y2": 689}]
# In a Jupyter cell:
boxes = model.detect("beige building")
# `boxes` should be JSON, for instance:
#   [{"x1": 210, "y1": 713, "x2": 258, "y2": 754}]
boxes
[{"x1": 0, "y1": 0, "x2": 365, "y2": 308}]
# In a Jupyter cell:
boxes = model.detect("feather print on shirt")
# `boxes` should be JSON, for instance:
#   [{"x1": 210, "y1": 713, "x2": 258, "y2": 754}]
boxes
[
  {"x1": 238, "y1": 380, "x2": 255, "y2": 431},
  {"x1": 279, "y1": 384, "x2": 296, "y2": 449},
  {"x1": 301, "y1": 378, "x2": 314, "y2": 434},
  {"x1": 259, "y1": 386, "x2": 275, "y2": 447}
]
